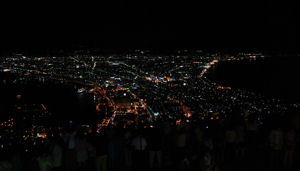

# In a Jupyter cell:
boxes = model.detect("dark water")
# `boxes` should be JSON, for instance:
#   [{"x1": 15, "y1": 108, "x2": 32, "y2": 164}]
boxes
[
  {"x1": 0, "y1": 73, "x2": 97, "y2": 123},
  {"x1": 208, "y1": 57, "x2": 300, "y2": 103}
]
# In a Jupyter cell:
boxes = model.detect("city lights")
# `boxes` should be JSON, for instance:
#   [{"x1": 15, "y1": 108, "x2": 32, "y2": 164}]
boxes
[{"x1": 0, "y1": 49, "x2": 299, "y2": 171}]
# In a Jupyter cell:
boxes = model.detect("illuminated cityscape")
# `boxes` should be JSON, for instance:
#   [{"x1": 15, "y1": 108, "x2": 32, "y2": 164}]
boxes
[
  {"x1": 0, "y1": 49, "x2": 300, "y2": 171},
  {"x1": 0, "y1": 4, "x2": 298, "y2": 169}
]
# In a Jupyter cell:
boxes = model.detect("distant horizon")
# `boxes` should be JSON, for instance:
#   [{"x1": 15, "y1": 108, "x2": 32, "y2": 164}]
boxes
[{"x1": 1, "y1": 47, "x2": 300, "y2": 57}]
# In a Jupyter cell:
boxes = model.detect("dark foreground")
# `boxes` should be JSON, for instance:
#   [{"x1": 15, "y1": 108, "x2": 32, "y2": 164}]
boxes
[{"x1": 1, "y1": 116, "x2": 300, "y2": 171}]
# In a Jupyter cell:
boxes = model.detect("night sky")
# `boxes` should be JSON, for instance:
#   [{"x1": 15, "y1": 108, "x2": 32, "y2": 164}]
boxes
[{"x1": 0, "y1": 1, "x2": 298, "y2": 53}]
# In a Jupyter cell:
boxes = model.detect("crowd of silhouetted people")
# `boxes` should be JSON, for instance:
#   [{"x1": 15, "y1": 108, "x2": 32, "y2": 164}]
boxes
[{"x1": 1, "y1": 111, "x2": 300, "y2": 171}]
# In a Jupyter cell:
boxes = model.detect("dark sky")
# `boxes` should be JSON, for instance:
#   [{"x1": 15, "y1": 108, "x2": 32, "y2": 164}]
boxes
[{"x1": 1, "y1": 1, "x2": 298, "y2": 53}]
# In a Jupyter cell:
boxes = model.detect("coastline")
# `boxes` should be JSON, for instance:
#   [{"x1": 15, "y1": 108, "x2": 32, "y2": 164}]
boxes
[{"x1": 206, "y1": 57, "x2": 300, "y2": 103}]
